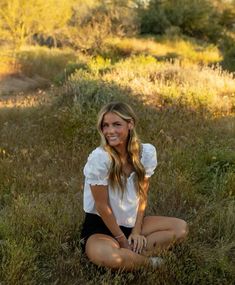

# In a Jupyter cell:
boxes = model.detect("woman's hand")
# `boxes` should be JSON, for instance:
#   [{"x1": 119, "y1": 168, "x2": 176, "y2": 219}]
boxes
[
  {"x1": 116, "y1": 235, "x2": 132, "y2": 250},
  {"x1": 128, "y1": 233, "x2": 147, "y2": 254}
]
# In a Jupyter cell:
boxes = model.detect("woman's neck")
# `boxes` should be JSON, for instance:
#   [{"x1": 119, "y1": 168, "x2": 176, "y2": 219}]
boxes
[{"x1": 113, "y1": 145, "x2": 128, "y2": 160}]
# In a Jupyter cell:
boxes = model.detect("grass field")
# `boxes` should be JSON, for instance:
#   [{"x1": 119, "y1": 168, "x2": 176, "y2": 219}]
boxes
[{"x1": 0, "y1": 37, "x2": 235, "y2": 284}]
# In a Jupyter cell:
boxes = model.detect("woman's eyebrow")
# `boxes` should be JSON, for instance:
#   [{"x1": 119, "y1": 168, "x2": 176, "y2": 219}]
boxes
[{"x1": 103, "y1": 120, "x2": 122, "y2": 124}]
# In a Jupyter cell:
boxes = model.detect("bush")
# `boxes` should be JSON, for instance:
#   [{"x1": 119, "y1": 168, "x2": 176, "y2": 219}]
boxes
[
  {"x1": 54, "y1": 61, "x2": 88, "y2": 86},
  {"x1": 65, "y1": 1, "x2": 138, "y2": 53},
  {"x1": 139, "y1": 3, "x2": 171, "y2": 35},
  {"x1": 138, "y1": 0, "x2": 222, "y2": 42},
  {"x1": 222, "y1": 45, "x2": 235, "y2": 72}
]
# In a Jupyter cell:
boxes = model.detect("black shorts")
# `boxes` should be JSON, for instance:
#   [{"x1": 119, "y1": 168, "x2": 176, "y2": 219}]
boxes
[{"x1": 80, "y1": 213, "x2": 133, "y2": 253}]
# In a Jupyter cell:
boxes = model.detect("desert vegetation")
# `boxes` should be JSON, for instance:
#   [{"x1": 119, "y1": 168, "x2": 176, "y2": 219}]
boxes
[{"x1": 0, "y1": 0, "x2": 235, "y2": 284}]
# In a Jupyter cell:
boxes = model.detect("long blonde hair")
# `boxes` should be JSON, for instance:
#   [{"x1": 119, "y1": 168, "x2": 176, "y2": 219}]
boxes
[{"x1": 97, "y1": 102, "x2": 146, "y2": 197}]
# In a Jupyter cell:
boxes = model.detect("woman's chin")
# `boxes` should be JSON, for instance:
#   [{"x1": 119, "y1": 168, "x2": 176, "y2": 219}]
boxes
[
  {"x1": 108, "y1": 142, "x2": 119, "y2": 147},
  {"x1": 107, "y1": 140, "x2": 121, "y2": 147}
]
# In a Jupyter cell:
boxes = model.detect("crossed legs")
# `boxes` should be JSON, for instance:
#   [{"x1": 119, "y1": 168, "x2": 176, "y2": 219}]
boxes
[
  {"x1": 85, "y1": 234, "x2": 149, "y2": 270},
  {"x1": 141, "y1": 216, "x2": 188, "y2": 256},
  {"x1": 85, "y1": 216, "x2": 188, "y2": 270}
]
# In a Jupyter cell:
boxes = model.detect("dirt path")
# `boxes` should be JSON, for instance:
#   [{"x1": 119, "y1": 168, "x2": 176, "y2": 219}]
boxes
[
  {"x1": 0, "y1": 74, "x2": 49, "y2": 94},
  {"x1": 0, "y1": 74, "x2": 51, "y2": 108}
]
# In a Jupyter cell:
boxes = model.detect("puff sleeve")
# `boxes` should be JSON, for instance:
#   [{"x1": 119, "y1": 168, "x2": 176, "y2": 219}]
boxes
[
  {"x1": 141, "y1": 143, "x2": 157, "y2": 177},
  {"x1": 83, "y1": 147, "x2": 111, "y2": 185}
]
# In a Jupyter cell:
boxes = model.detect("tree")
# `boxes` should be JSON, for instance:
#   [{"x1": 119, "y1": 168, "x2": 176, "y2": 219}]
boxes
[
  {"x1": 138, "y1": 0, "x2": 223, "y2": 41},
  {"x1": 0, "y1": 0, "x2": 73, "y2": 49},
  {"x1": 65, "y1": 0, "x2": 139, "y2": 52}
]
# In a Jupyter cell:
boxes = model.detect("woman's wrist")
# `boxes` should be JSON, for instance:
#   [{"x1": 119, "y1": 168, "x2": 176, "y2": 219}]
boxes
[
  {"x1": 132, "y1": 220, "x2": 143, "y2": 235},
  {"x1": 116, "y1": 235, "x2": 131, "y2": 250},
  {"x1": 131, "y1": 227, "x2": 142, "y2": 235},
  {"x1": 114, "y1": 233, "x2": 125, "y2": 240}
]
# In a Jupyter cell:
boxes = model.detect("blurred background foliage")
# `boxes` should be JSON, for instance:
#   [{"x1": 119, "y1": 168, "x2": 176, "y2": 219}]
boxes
[{"x1": 0, "y1": 0, "x2": 235, "y2": 71}]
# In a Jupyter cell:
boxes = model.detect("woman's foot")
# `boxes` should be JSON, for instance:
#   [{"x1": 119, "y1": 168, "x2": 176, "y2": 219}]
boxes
[{"x1": 149, "y1": 256, "x2": 164, "y2": 268}]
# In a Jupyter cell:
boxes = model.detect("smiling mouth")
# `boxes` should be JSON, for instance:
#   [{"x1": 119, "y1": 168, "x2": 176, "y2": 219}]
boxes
[{"x1": 107, "y1": 136, "x2": 118, "y2": 141}]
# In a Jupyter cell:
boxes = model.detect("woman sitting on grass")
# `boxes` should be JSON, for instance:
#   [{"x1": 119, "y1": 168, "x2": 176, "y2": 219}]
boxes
[{"x1": 80, "y1": 101, "x2": 188, "y2": 270}]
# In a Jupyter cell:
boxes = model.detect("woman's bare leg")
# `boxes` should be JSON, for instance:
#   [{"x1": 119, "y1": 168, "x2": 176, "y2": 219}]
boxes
[
  {"x1": 85, "y1": 217, "x2": 188, "y2": 269},
  {"x1": 85, "y1": 234, "x2": 150, "y2": 270},
  {"x1": 141, "y1": 216, "x2": 188, "y2": 256}
]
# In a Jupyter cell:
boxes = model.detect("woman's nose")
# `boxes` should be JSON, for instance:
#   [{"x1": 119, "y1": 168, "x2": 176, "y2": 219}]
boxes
[{"x1": 106, "y1": 126, "x2": 115, "y2": 133}]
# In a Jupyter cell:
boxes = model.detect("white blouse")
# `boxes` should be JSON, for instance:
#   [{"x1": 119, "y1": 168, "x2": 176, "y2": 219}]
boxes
[{"x1": 83, "y1": 143, "x2": 157, "y2": 227}]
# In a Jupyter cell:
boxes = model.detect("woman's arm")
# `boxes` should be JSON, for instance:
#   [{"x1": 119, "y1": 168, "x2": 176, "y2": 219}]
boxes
[
  {"x1": 90, "y1": 184, "x2": 131, "y2": 249},
  {"x1": 128, "y1": 177, "x2": 149, "y2": 253},
  {"x1": 133, "y1": 177, "x2": 149, "y2": 234}
]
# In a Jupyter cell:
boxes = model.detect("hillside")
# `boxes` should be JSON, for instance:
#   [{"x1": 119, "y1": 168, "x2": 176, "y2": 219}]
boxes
[{"x1": 0, "y1": 37, "x2": 235, "y2": 284}]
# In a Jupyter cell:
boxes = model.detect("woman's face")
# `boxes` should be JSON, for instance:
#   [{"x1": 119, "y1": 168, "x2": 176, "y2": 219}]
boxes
[{"x1": 102, "y1": 112, "x2": 132, "y2": 150}]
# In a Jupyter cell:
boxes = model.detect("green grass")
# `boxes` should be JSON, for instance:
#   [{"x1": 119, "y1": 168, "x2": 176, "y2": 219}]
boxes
[
  {"x1": 104, "y1": 36, "x2": 222, "y2": 65},
  {"x1": 0, "y1": 40, "x2": 235, "y2": 284}
]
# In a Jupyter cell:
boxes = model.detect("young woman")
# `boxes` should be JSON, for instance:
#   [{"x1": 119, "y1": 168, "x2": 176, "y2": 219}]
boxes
[{"x1": 80, "y1": 102, "x2": 188, "y2": 270}]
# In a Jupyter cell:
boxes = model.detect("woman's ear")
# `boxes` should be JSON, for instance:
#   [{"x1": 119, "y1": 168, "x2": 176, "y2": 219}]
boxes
[{"x1": 128, "y1": 120, "x2": 134, "y2": 130}]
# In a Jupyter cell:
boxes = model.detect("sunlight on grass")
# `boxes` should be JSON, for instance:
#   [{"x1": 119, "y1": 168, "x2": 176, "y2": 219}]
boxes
[
  {"x1": 167, "y1": 40, "x2": 222, "y2": 64},
  {"x1": 0, "y1": 45, "x2": 78, "y2": 80},
  {"x1": 0, "y1": 50, "x2": 17, "y2": 76},
  {"x1": 105, "y1": 37, "x2": 222, "y2": 64},
  {"x1": 0, "y1": 90, "x2": 52, "y2": 109},
  {"x1": 99, "y1": 55, "x2": 235, "y2": 113}
]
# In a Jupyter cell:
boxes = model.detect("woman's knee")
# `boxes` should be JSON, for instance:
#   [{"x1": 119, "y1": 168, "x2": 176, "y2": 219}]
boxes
[
  {"x1": 174, "y1": 219, "x2": 188, "y2": 241},
  {"x1": 88, "y1": 247, "x2": 124, "y2": 268},
  {"x1": 85, "y1": 236, "x2": 124, "y2": 268}
]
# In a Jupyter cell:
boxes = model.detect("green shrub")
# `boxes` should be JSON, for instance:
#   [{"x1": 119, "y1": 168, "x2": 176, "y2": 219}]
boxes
[
  {"x1": 139, "y1": 3, "x2": 170, "y2": 35},
  {"x1": 218, "y1": 5, "x2": 235, "y2": 30},
  {"x1": 138, "y1": 0, "x2": 222, "y2": 42},
  {"x1": 54, "y1": 61, "x2": 88, "y2": 86},
  {"x1": 222, "y1": 45, "x2": 235, "y2": 72}
]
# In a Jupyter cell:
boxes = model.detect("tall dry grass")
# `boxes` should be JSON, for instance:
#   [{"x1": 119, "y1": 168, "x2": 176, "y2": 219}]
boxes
[
  {"x1": 0, "y1": 39, "x2": 234, "y2": 284},
  {"x1": 104, "y1": 37, "x2": 222, "y2": 64}
]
